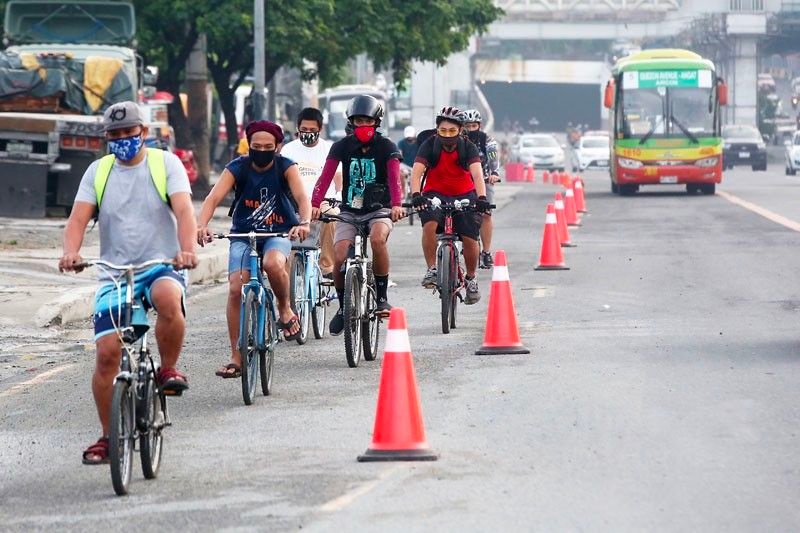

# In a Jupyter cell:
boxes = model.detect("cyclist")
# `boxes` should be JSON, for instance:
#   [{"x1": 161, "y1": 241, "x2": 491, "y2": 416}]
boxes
[
  {"x1": 463, "y1": 109, "x2": 500, "y2": 269},
  {"x1": 58, "y1": 101, "x2": 198, "y2": 465},
  {"x1": 196, "y1": 120, "x2": 311, "y2": 379},
  {"x1": 409, "y1": 106, "x2": 490, "y2": 304},
  {"x1": 280, "y1": 107, "x2": 342, "y2": 277},
  {"x1": 398, "y1": 125, "x2": 419, "y2": 168},
  {"x1": 310, "y1": 94, "x2": 405, "y2": 335}
]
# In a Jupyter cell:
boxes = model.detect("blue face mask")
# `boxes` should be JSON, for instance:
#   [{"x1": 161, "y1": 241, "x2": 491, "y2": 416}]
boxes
[{"x1": 108, "y1": 134, "x2": 143, "y2": 161}]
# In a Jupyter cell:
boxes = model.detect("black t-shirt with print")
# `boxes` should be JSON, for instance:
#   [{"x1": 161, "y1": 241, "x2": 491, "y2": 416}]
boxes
[{"x1": 327, "y1": 134, "x2": 401, "y2": 213}]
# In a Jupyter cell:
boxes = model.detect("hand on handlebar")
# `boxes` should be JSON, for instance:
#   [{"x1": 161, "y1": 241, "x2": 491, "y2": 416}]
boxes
[
  {"x1": 390, "y1": 206, "x2": 406, "y2": 222},
  {"x1": 411, "y1": 192, "x2": 429, "y2": 210},
  {"x1": 197, "y1": 226, "x2": 213, "y2": 247},
  {"x1": 58, "y1": 252, "x2": 84, "y2": 273},
  {"x1": 174, "y1": 250, "x2": 198, "y2": 270},
  {"x1": 311, "y1": 207, "x2": 321, "y2": 221},
  {"x1": 476, "y1": 196, "x2": 492, "y2": 214},
  {"x1": 289, "y1": 224, "x2": 310, "y2": 241},
  {"x1": 486, "y1": 173, "x2": 501, "y2": 185}
]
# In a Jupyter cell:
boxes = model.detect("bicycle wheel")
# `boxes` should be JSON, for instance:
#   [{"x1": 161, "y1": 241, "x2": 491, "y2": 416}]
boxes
[
  {"x1": 239, "y1": 290, "x2": 259, "y2": 405},
  {"x1": 109, "y1": 379, "x2": 134, "y2": 496},
  {"x1": 343, "y1": 267, "x2": 363, "y2": 368},
  {"x1": 311, "y1": 278, "x2": 328, "y2": 340},
  {"x1": 289, "y1": 255, "x2": 309, "y2": 345},
  {"x1": 140, "y1": 374, "x2": 165, "y2": 479},
  {"x1": 450, "y1": 255, "x2": 460, "y2": 330},
  {"x1": 362, "y1": 268, "x2": 380, "y2": 361},
  {"x1": 437, "y1": 245, "x2": 454, "y2": 334},
  {"x1": 260, "y1": 302, "x2": 275, "y2": 396}
]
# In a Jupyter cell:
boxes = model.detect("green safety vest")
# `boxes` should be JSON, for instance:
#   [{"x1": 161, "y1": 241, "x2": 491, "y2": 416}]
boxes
[{"x1": 93, "y1": 147, "x2": 169, "y2": 212}]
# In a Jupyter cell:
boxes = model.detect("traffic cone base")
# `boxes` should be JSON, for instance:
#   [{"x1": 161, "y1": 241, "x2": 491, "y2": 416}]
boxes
[
  {"x1": 476, "y1": 250, "x2": 530, "y2": 355},
  {"x1": 535, "y1": 263, "x2": 570, "y2": 271},
  {"x1": 358, "y1": 308, "x2": 438, "y2": 462}
]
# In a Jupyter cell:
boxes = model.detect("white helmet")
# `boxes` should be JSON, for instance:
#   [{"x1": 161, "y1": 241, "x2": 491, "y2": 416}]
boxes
[
  {"x1": 463, "y1": 109, "x2": 482, "y2": 123},
  {"x1": 403, "y1": 125, "x2": 416, "y2": 138}
]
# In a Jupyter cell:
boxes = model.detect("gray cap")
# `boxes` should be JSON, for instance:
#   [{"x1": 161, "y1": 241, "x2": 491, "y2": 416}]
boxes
[{"x1": 103, "y1": 101, "x2": 144, "y2": 132}]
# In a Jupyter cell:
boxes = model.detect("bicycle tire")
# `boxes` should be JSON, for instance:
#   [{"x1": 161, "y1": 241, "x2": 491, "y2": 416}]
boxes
[
  {"x1": 239, "y1": 290, "x2": 259, "y2": 405},
  {"x1": 290, "y1": 255, "x2": 309, "y2": 345},
  {"x1": 343, "y1": 267, "x2": 362, "y2": 368},
  {"x1": 450, "y1": 251, "x2": 460, "y2": 330},
  {"x1": 311, "y1": 281, "x2": 327, "y2": 339},
  {"x1": 362, "y1": 267, "x2": 380, "y2": 361},
  {"x1": 260, "y1": 302, "x2": 275, "y2": 396},
  {"x1": 109, "y1": 379, "x2": 134, "y2": 496},
  {"x1": 139, "y1": 375, "x2": 165, "y2": 479},
  {"x1": 438, "y1": 245, "x2": 454, "y2": 334}
]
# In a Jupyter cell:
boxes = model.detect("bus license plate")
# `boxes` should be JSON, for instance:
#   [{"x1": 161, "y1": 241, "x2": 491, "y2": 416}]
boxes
[
  {"x1": 6, "y1": 141, "x2": 32, "y2": 155},
  {"x1": 660, "y1": 176, "x2": 678, "y2": 184},
  {"x1": 739, "y1": 152, "x2": 750, "y2": 158}
]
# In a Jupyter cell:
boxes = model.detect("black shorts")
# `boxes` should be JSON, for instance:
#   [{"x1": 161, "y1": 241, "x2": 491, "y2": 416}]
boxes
[{"x1": 418, "y1": 190, "x2": 481, "y2": 240}]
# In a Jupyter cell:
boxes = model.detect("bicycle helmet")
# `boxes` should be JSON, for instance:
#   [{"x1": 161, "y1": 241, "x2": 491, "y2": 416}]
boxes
[
  {"x1": 345, "y1": 94, "x2": 384, "y2": 126},
  {"x1": 463, "y1": 109, "x2": 482, "y2": 123},
  {"x1": 436, "y1": 105, "x2": 464, "y2": 126},
  {"x1": 403, "y1": 125, "x2": 416, "y2": 138}
]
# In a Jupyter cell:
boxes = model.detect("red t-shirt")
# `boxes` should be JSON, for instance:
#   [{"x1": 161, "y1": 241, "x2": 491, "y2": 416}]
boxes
[{"x1": 417, "y1": 139, "x2": 480, "y2": 196}]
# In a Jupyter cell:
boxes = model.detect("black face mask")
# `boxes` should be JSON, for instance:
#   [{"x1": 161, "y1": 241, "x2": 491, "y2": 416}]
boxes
[
  {"x1": 467, "y1": 130, "x2": 482, "y2": 144},
  {"x1": 249, "y1": 148, "x2": 275, "y2": 167},
  {"x1": 438, "y1": 134, "x2": 458, "y2": 150}
]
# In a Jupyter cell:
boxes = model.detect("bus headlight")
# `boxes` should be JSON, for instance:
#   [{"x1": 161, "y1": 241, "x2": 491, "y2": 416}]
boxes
[
  {"x1": 695, "y1": 157, "x2": 719, "y2": 168},
  {"x1": 617, "y1": 157, "x2": 643, "y2": 169}
]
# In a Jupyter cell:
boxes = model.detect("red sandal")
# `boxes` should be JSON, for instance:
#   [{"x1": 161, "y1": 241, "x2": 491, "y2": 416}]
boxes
[
  {"x1": 157, "y1": 367, "x2": 189, "y2": 395},
  {"x1": 82, "y1": 437, "x2": 109, "y2": 465}
]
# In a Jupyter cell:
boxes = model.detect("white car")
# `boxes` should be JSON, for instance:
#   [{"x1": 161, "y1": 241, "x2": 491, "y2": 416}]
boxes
[
  {"x1": 511, "y1": 133, "x2": 566, "y2": 170},
  {"x1": 572, "y1": 135, "x2": 610, "y2": 171},
  {"x1": 785, "y1": 131, "x2": 800, "y2": 175}
]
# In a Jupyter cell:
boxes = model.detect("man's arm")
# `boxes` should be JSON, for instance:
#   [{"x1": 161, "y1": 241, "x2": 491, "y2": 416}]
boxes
[
  {"x1": 59, "y1": 201, "x2": 94, "y2": 271},
  {"x1": 285, "y1": 164, "x2": 311, "y2": 240},
  {"x1": 470, "y1": 162, "x2": 487, "y2": 197},
  {"x1": 196, "y1": 169, "x2": 236, "y2": 245},
  {"x1": 170, "y1": 192, "x2": 198, "y2": 268}
]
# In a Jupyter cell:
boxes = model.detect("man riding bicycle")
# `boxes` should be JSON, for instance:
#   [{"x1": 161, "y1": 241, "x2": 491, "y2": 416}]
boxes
[
  {"x1": 310, "y1": 94, "x2": 405, "y2": 335},
  {"x1": 410, "y1": 106, "x2": 489, "y2": 304},
  {"x1": 196, "y1": 120, "x2": 311, "y2": 379},
  {"x1": 463, "y1": 109, "x2": 500, "y2": 269},
  {"x1": 59, "y1": 101, "x2": 198, "y2": 465}
]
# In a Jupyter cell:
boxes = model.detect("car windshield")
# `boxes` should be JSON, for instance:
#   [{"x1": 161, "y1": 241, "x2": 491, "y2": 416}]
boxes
[
  {"x1": 723, "y1": 126, "x2": 761, "y2": 141},
  {"x1": 621, "y1": 86, "x2": 715, "y2": 140},
  {"x1": 581, "y1": 137, "x2": 608, "y2": 148},
  {"x1": 521, "y1": 137, "x2": 558, "y2": 148}
]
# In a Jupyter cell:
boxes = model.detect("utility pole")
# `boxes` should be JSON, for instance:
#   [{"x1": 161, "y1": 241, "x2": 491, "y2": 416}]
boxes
[
  {"x1": 186, "y1": 33, "x2": 210, "y2": 193},
  {"x1": 253, "y1": 0, "x2": 266, "y2": 120}
]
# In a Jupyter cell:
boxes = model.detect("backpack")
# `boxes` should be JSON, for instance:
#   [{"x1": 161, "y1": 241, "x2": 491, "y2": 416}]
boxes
[
  {"x1": 425, "y1": 135, "x2": 471, "y2": 171},
  {"x1": 94, "y1": 148, "x2": 168, "y2": 219},
  {"x1": 227, "y1": 155, "x2": 298, "y2": 217}
]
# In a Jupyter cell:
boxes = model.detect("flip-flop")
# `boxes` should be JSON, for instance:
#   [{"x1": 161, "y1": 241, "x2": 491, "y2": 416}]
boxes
[
  {"x1": 277, "y1": 315, "x2": 301, "y2": 341},
  {"x1": 82, "y1": 437, "x2": 110, "y2": 465},
  {"x1": 215, "y1": 363, "x2": 241, "y2": 378}
]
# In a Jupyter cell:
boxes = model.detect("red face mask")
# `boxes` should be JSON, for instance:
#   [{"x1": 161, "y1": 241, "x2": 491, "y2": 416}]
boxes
[{"x1": 354, "y1": 125, "x2": 376, "y2": 143}]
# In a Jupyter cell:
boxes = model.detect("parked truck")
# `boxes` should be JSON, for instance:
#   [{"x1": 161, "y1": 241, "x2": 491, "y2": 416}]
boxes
[{"x1": 0, "y1": 0, "x2": 150, "y2": 217}]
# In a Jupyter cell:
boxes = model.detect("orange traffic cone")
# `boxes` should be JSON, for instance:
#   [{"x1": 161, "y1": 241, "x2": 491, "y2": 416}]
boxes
[
  {"x1": 573, "y1": 177, "x2": 587, "y2": 213},
  {"x1": 554, "y1": 192, "x2": 576, "y2": 247},
  {"x1": 358, "y1": 308, "x2": 438, "y2": 462},
  {"x1": 526, "y1": 163, "x2": 535, "y2": 182},
  {"x1": 476, "y1": 250, "x2": 530, "y2": 355},
  {"x1": 535, "y1": 203, "x2": 569, "y2": 270},
  {"x1": 562, "y1": 172, "x2": 572, "y2": 188},
  {"x1": 542, "y1": 170, "x2": 550, "y2": 184},
  {"x1": 564, "y1": 187, "x2": 582, "y2": 226}
]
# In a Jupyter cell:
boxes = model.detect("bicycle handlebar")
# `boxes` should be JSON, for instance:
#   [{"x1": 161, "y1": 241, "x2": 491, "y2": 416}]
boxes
[
  {"x1": 214, "y1": 232, "x2": 290, "y2": 239},
  {"x1": 400, "y1": 199, "x2": 496, "y2": 211},
  {"x1": 73, "y1": 258, "x2": 175, "y2": 271}
]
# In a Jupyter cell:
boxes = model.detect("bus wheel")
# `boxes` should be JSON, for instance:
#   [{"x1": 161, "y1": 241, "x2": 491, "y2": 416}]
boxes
[
  {"x1": 619, "y1": 184, "x2": 638, "y2": 195},
  {"x1": 610, "y1": 182, "x2": 619, "y2": 194},
  {"x1": 686, "y1": 184, "x2": 699, "y2": 194},
  {"x1": 700, "y1": 184, "x2": 715, "y2": 195}
]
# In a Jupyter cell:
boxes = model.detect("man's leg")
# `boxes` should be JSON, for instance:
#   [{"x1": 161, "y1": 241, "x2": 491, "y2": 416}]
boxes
[
  {"x1": 263, "y1": 249, "x2": 300, "y2": 338},
  {"x1": 150, "y1": 279, "x2": 186, "y2": 371},
  {"x1": 319, "y1": 221, "x2": 336, "y2": 276},
  {"x1": 462, "y1": 236, "x2": 480, "y2": 278},
  {"x1": 422, "y1": 221, "x2": 438, "y2": 268},
  {"x1": 480, "y1": 213, "x2": 493, "y2": 253},
  {"x1": 369, "y1": 220, "x2": 392, "y2": 310},
  {"x1": 92, "y1": 334, "x2": 122, "y2": 437},
  {"x1": 224, "y1": 271, "x2": 246, "y2": 371}
]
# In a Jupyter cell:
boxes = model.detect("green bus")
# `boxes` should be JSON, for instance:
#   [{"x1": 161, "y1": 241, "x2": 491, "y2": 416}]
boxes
[{"x1": 603, "y1": 49, "x2": 728, "y2": 195}]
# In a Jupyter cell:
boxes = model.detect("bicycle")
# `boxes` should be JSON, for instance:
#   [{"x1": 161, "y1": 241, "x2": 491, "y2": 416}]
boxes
[
  {"x1": 319, "y1": 205, "x2": 387, "y2": 368},
  {"x1": 405, "y1": 197, "x2": 494, "y2": 334},
  {"x1": 76, "y1": 258, "x2": 176, "y2": 496},
  {"x1": 215, "y1": 231, "x2": 288, "y2": 405},
  {"x1": 289, "y1": 238, "x2": 335, "y2": 344}
]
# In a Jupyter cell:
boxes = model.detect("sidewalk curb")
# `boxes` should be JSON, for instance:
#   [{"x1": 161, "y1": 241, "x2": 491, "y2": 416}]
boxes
[{"x1": 38, "y1": 246, "x2": 230, "y2": 327}]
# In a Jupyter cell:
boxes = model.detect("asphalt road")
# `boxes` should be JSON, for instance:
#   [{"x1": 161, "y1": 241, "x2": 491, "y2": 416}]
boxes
[{"x1": 2, "y1": 166, "x2": 800, "y2": 531}]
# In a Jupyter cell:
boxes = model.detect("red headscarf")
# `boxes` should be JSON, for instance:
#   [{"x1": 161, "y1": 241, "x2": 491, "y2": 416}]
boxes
[{"x1": 245, "y1": 120, "x2": 284, "y2": 144}]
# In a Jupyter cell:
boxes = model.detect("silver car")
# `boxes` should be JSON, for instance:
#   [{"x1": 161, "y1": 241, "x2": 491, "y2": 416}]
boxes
[
  {"x1": 511, "y1": 134, "x2": 566, "y2": 171},
  {"x1": 785, "y1": 131, "x2": 800, "y2": 175}
]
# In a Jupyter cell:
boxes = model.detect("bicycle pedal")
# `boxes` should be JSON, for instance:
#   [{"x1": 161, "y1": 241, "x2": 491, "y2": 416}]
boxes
[{"x1": 162, "y1": 389, "x2": 183, "y2": 397}]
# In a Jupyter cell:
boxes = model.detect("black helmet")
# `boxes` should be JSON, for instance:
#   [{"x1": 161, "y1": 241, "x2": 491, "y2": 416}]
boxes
[
  {"x1": 346, "y1": 94, "x2": 384, "y2": 125},
  {"x1": 436, "y1": 105, "x2": 465, "y2": 126}
]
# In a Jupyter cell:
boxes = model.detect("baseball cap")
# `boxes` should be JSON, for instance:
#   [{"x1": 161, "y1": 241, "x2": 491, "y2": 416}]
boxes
[{"x1": 103, "y1": 101, "x2": 144, "y2": 132}]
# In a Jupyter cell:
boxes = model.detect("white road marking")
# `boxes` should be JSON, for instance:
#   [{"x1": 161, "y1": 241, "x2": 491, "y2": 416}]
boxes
[
  {"x1": 717, "y1": 190, "x2": 800, "y2": 232},
  {"x1": 319, "y1": 465, "x2": 404, "y2": 512},
  {"x1": 0, "y1": 364, "x2": 73, "y2": 400}
]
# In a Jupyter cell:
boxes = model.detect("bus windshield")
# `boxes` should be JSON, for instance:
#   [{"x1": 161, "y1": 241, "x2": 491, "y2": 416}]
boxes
[{"x1": 621, "y1": 86, "x2": 715, "y2": 142}]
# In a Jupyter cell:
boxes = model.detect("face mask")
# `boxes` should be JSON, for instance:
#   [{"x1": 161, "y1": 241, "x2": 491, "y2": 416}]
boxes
[
  {"x1": 354, "y1": 125, "x2": 376, "y2": 143},
  {"x1": 299, "y1": 131, "x2": 320, "y2": 146},
  {"x1": 467, "y1": 130, "x2": 482, "y2": 144},
  {"x1": 438, "y1": 134, "x2": 458, "y2": 149},
  {"x1": 108, "y1": 134, "x2": 143, "y2": 161},
  {"x1": 249, "y1": 148, "x2": 275, "y2": 167}
]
